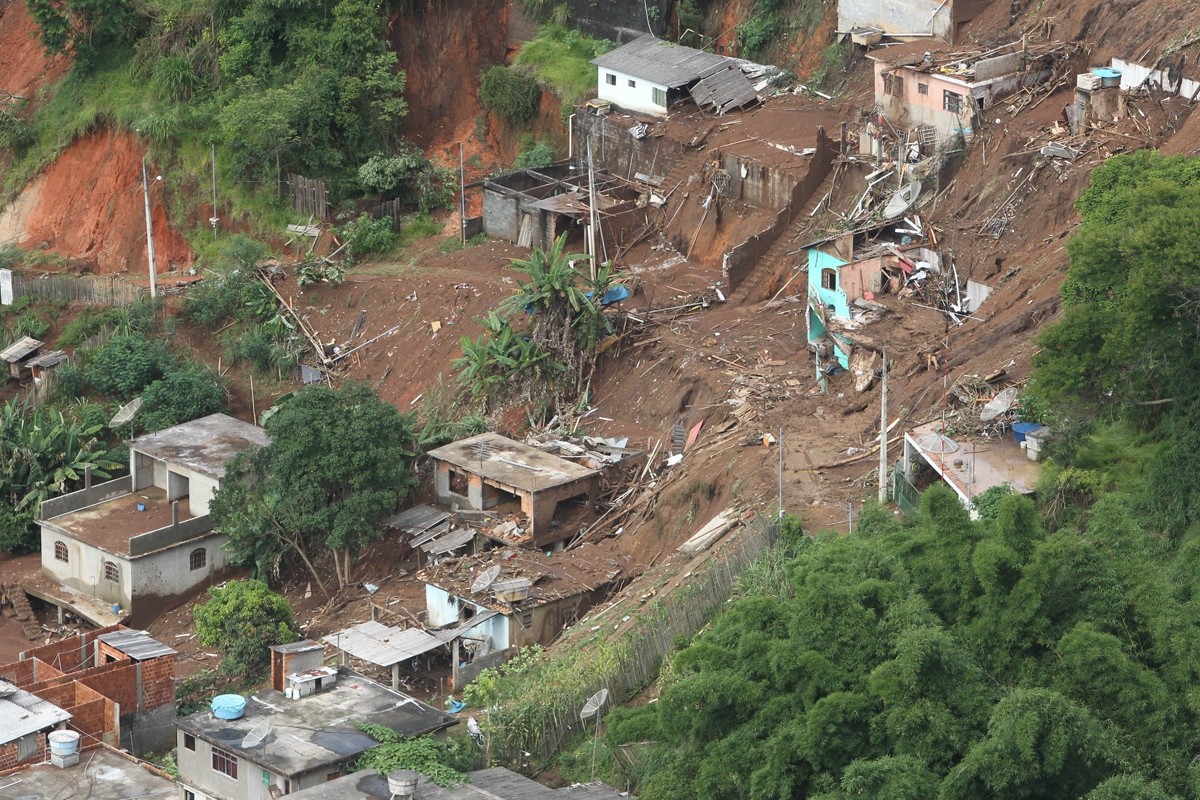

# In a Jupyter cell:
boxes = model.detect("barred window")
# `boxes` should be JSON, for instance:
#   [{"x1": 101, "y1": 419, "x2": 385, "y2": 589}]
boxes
[
  {"x1": 212, "y1": 746, "x2": 238, "y2": 779},
  {"x1": 190, "y1": 548, "x2": 207, "y2": 571},
  {"x1": 104, "y1": 561, "x2": 119, "y2": 583},
  {"x1": 944, "y1": 90, "x2": 964, "y2": 113},
  {"x1": 652, "y1": 87, "x2": 667, "y2": 107},
  {"x1": 54, "y1": 541, "x2": 69, "y2": 563}
]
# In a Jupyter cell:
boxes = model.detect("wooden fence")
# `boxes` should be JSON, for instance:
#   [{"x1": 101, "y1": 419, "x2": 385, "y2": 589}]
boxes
[
  {"x1": 10, "y1": 274, "x2": 145, "y2": 306},
  {"x1": 483, "y1": 516, "x2": 779, "y2": 765},
  {"x1": 288, "y1": 174, "x2": 329, "y2": 219},
  {"x1": 368, "y1": 199, "x2": 402, "y2": 231}
]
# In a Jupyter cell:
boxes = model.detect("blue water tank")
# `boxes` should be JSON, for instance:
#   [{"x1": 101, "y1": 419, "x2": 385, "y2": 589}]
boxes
[
  {"x1": 211, "y1": 694, "x2": 247, "y2": 720},
  {"x1": 1012, "y1": 422, "x2": 1041, "y2": 444}
]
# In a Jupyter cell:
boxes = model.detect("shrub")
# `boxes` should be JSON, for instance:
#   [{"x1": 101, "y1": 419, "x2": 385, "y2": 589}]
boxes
[
  {"x1": 514, "y1": 138, "x2": 555, "y2": 169},
  {"x1": 51, "y1": 362, "x2": 88, "y2": 401},
  {"x1": 11, "y1": 310, "x2": 50, "y2": 341},
  {"x1": 480, "y1": 65, "x2": 542, "y2": 123},
  {"x1": 339, "y1": 214, "x2": 395, "y2": 258},
  {"x1": 0, "y1": 110, "x2": 32, "y2": 152},
  {"x1": 194, "y1": 579, "x2": 299, "y2": 677},
  {"x1": 85, "y1": 335, "x2": 175, "y2": 400},
  {"x1": 139, "y1": 363, "x2": 228, "y2": 432}
]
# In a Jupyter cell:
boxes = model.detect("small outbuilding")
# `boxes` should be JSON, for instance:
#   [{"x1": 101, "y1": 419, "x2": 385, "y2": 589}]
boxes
[
  {"x1": 426, "y1": 433, "x2": 599, "y2": 548},
  {"x1": 1, "y1": 335, "x2": 43, "y2": 381}
]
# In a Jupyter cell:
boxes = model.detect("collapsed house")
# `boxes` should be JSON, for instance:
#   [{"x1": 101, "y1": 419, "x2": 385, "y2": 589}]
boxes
[
  {"x1": 0, "y1": 625, "x2": 177, "y2": 764},
  {"x1": 35, "y1": 413, "x2": 266, "y2": 626},
  {"x1": 419, "y1": 545, "x2": 628, "y2": 686},
  {"x1": 867, "y1": 41, "x2": 1074, "y2": 147},
  {"x1": 175, "y1": 646, "x2": 455, "y2": 800},
  {"x1": 482, "y1": 163, "x2": 642, "y2": 252},
  {"x1": 837, "y1": 0, "x2": 996, "y2": 44},
  {"x1": 426, "y1": 433, "x2": 600, "y2": 550},
  {"x1": 590, "y1": 34, "x2": 770, "y2": 117}
]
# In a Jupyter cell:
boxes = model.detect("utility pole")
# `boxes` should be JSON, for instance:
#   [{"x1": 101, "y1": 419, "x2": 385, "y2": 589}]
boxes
[
  {"x1": 777, "y1": 427, "x2": 784, "y2": 520},
  {"x1": 141, "y1": 158, "x2": 158, "y2": 299},
  {"x1": 210, "y1": 144, "x2": 219, "y2": 238},
  {"x1": 459, "y1": 142, "x2": 467, "y2": 246},
  {"x1": 878, "y1": 347, "x2": 888, "y2": 504},
  {"x1": 586, "y1": 138, "x2": 598, "y2": 281}
]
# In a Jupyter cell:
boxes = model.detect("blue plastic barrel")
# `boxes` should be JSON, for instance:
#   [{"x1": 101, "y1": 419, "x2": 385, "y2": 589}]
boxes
[{"x1": 211, "y1": 694, "x2": 247, "y2": 720}]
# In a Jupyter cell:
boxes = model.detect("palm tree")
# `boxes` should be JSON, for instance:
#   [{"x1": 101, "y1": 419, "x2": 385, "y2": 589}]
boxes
[{"x1": 500, "y1": 234, "x2": 614, "y2": 397}]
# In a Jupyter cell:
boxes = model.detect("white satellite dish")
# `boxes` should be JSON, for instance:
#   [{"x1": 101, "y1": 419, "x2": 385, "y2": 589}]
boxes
[
  {"x1": 580, "y1": 688, "x2": 609, "y2": 721},
  {"x1": 980, "y1": 387, "x2": 1020, "y2": 422},
  {"x1": 471, "y1": 565, "x2": 501, "y2": 594},
  {"x1": 108, "y1": 397, "x2": 144, "y2": 429},
  {"x1": 241, "y1": 720, "x2": 271, "y2": 749}
]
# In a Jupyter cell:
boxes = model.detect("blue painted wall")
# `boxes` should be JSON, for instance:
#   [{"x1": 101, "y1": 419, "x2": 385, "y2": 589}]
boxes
[{"x1": 807, "y1": 249, "x2": 850, "y2": 320}]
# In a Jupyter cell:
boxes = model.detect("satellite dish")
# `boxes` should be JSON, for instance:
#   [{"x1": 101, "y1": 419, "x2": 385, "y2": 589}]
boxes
[
  {"x1": 109, "y1": 397, "x2": 144, "y2": 429},
  {"x1": 580, "y1": 688, "x2": 609, "y2": 721},
  {"x1": 241, "y1": 721, "x2": 270, "y2": 749},
  {"x1": 980, "y1": 387, "x2": 1020, "y2": 422},
  {"x1": 471, "y1": 565, "x2": 501, "y2": 594}
]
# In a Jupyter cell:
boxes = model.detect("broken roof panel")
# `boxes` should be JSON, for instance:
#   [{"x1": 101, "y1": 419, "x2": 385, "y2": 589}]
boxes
[
  {"x1": 427, "y1": 433, "x2": 598, "y2": 494},
  {"x1": 691, "y1": 63, "x2": 760, "y2": 114},
  {"x1": 28, "y1": 350, "x2": 67, "y2": 369},
  {"x1": 591, "y1": 34, "x2": 729, "y2": 88},
  {"x1": 384, "y1": 504, "x2": 451, "y2": 534},
  {"x1": 128, "y1": 413, "x2": 269, "y2": 479},
  {"x1": 323, "y1": 620, "x2": 445, "y2": 667},
  {"x1": 421, "y1": 527, "x2": 477, "y2": 556}
]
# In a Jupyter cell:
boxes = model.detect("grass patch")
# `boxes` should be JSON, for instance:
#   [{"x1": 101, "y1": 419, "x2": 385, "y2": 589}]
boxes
[{"x1": 514, "y1": 25, "x2": 615, "y2": 107}]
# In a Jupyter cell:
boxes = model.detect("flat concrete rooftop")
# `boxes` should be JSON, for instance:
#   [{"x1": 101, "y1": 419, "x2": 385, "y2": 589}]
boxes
[
  {"x1": 46, "y1": 487, "x2": 195, "y2": 555},
  {"x1": 0, "y1": 747, "x2": 176, "y2": 800},
  {"x1": 176, "y1": 669, "x2": 455, "y2": 778},
  {"x1": 288, "y1": 768, "x2": 626, "y2": 800},
  {"x1": 907, "y1": 421, "x2": 1041, "y2": 499},
  {"x1": 129, "y1": 412, "x2": 268, "y2": 479},
  {"x1": 427, "y1": 433, "x2": 598, "y2": 493}
]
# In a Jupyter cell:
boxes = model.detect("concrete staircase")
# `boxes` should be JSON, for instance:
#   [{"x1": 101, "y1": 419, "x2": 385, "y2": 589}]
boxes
[{"x1": 2, "y1": 583, "x2": 44, "y2": 640}]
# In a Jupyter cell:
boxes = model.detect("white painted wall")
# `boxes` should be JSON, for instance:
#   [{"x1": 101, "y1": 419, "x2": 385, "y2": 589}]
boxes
[
  {"x1": 596, "y1": 67, "x2": 668, "y2": 116},
  {"x1": 424, "y1": 584, "x2": 511, "y2": 650},
  {"x1": 41, "y1": 534, "x2": 133, "y2": 609}
]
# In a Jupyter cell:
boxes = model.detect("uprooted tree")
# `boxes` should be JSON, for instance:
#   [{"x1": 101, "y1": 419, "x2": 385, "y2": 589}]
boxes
[
  {"x1": 454, "y1": 234, "x2": 614, "y2": 410},
  {"x1": 210, "y1": 383, "x2": 419, "y2": 593}
]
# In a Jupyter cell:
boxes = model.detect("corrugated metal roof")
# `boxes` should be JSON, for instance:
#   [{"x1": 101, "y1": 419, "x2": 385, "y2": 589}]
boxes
[
  {"x1": 28, "y1": 350, "x2": 68, "y2": 369},
  {"x1": 591, "y1": 34, "x2": 728, "y2": 88},
  {"x1": 97, "y1": 629, "x2": 177, "y2": 660},
  {"x1": 323, "y1": 621, "x2": 445, "y2": 667},
  {"x1": 0, "y1": 679, "x2": 72, "y2": 745},
  {"x1": 384, "y1": 504, "x2": 451, "y2": 534},
  {"x1": 690, "y1": 63, "x2": 760, "y2": 114},
  {"x1": 421, "y1": 527, "x2": 477, "y2": 555},
  {"x1": 0, "y1": 336, "x2": 43, "y2": 363}
]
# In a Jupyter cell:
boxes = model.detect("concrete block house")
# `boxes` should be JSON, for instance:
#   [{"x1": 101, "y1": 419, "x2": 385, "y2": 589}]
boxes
[{"x1": 37, "y1": 413, "x2": 268, "y2": 625}]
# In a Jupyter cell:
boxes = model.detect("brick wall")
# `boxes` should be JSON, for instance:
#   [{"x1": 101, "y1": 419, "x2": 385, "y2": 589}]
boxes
[
  {"x1": 0, "y1": 736, "x2": 47, "y2": 773},
  {"x1": 17, "y1": 624, "x2": 124, "y2": 672},
  {"x1": 0, "y1": 657, "x2": 65, "y2": 686},
  {"x1": 138, "y1": 654, "x2": 176, "y2": 709}
]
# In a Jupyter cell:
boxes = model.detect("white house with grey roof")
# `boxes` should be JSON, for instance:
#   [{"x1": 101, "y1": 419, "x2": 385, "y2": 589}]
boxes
[
  {"x1": 0, "y1": 678, "x2": 71, "y2": 770},
  {"x1": 591, "y1": 34, "x2": 747, "y2": 116},
  {"x1": 36, "y1": 413, "x2": 268, "y2": 626},
  {"x1": 175, "y1": 659, "x2": 455, "y2": 800}
]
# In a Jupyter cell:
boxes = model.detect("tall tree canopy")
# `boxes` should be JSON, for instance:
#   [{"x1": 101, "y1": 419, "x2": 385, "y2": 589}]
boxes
[
  {"x1": 603, "y1": 486, "x2": 1200, "y2": 799},
  {"x1": 211, "y1": 383, "x2": 418, "y2": 593}
]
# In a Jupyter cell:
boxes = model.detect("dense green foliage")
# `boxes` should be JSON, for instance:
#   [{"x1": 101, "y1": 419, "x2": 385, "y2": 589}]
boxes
[
  {"x1": 357, "y1": 145, "x2": 457, "y2": 213},
  {"x1": 512, "y1": 25, "x2": 614, "y2": 109},
  {"x1": 600, "y1": 486, "x2": 1200, "y2": 799},
  {"x1": 356, "y1": 725, "x2": 470, "y2": 787},
  {"x1": 454, "y1": 235, "x2": 613, "y2": 408},
  {"x1": 734, "y1": 0, "x2": 829, "y2": 61},
  {"x1": 0, "y1": 398, "x2": 121, "y2": 551},
  {"x1": 1031, "y1": 152, "x2": 1200, "y2": 411},
  {"x1": 210, "y1": 383, "x2": 418, "y2": 592},
  {"x1": 194, "y1": 579, "x2": 299, "y2": 676},
  {"x1": 480, "y1": 66, "x2": 543, "y2": 124}
]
